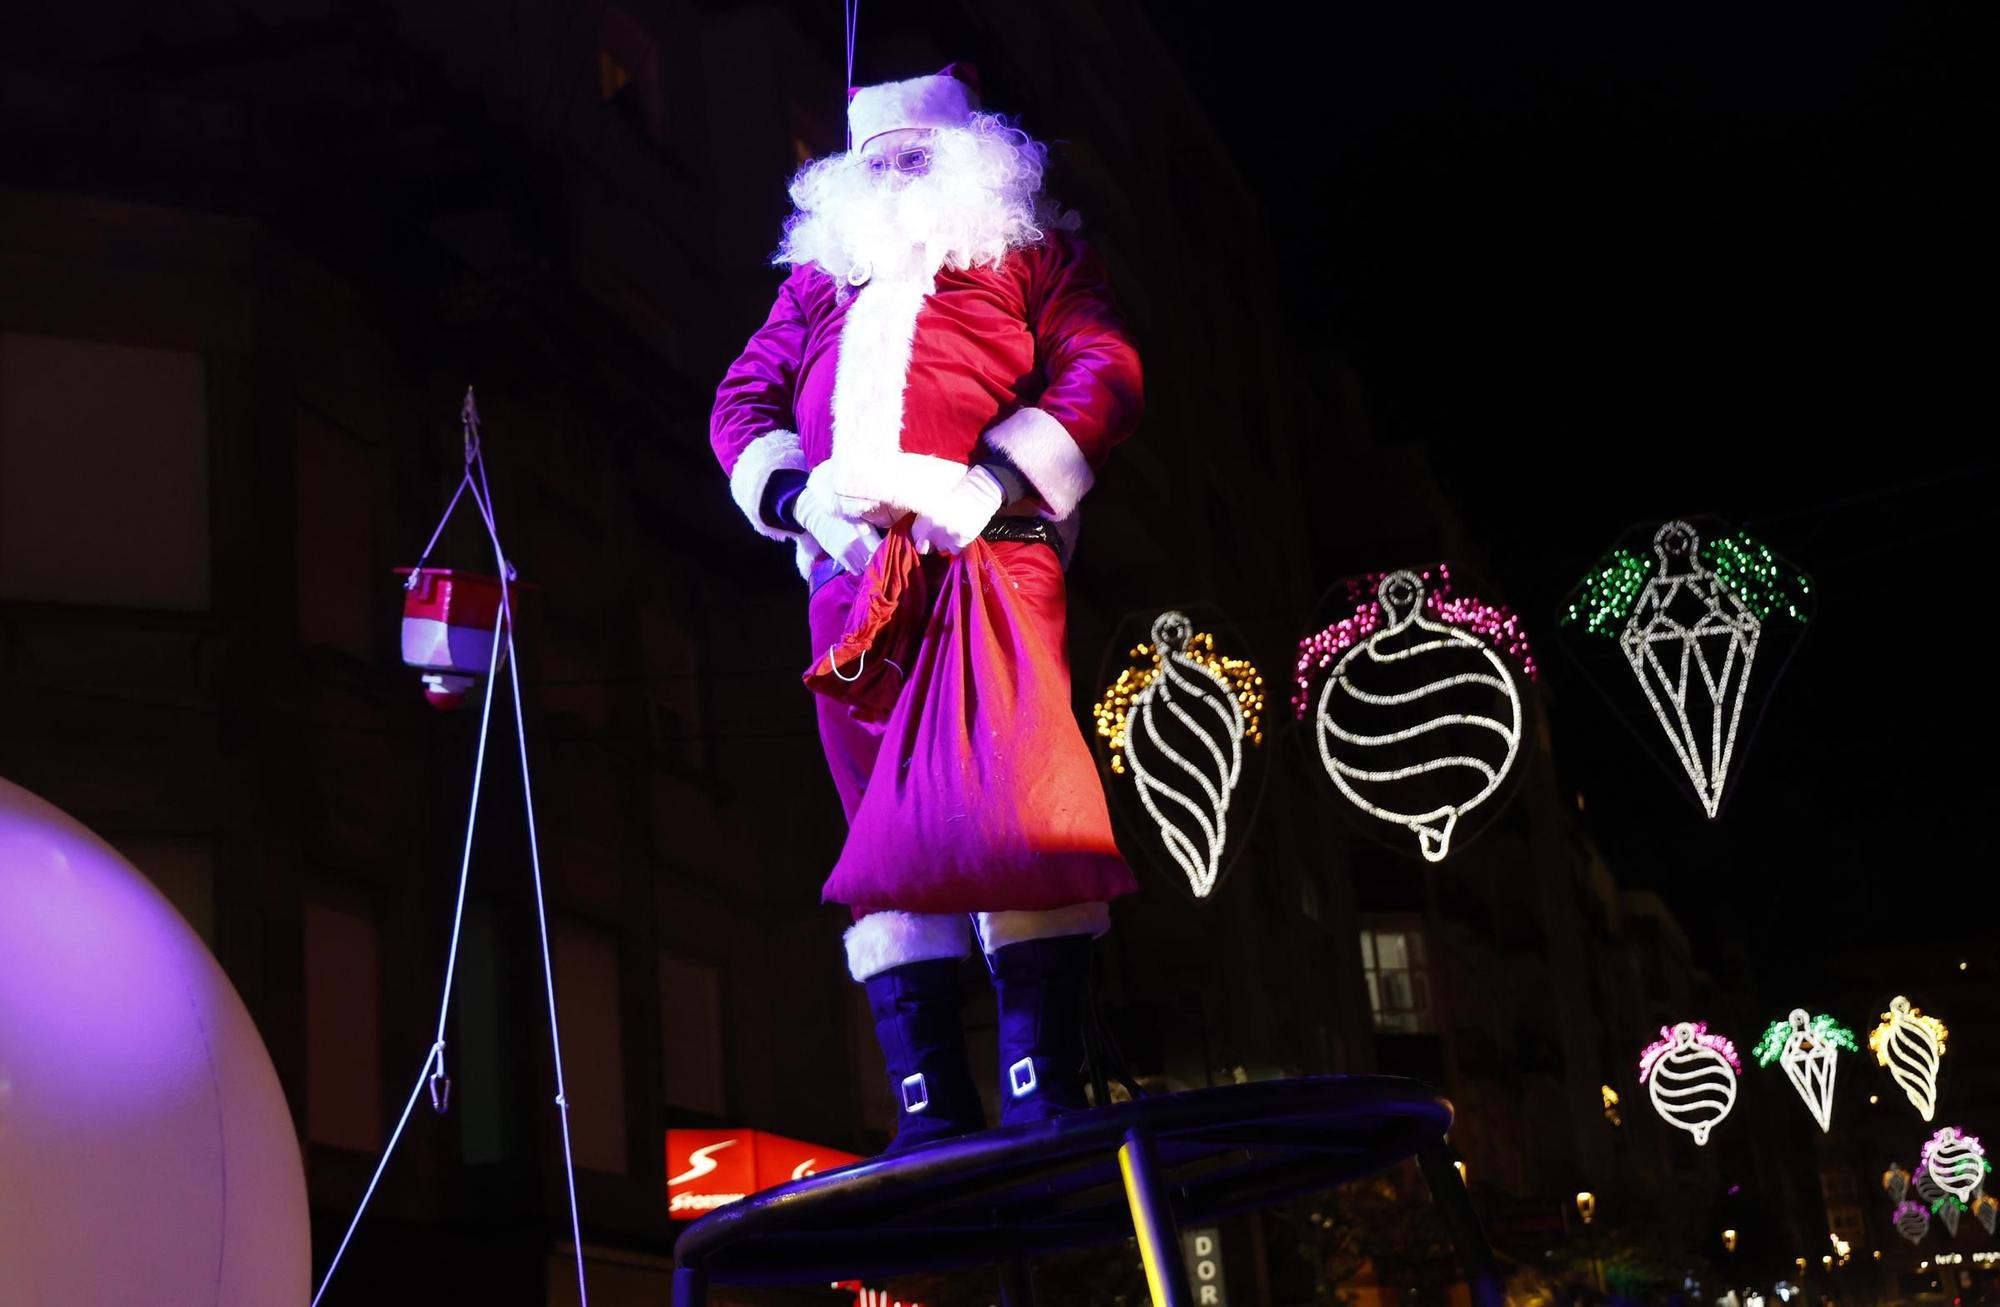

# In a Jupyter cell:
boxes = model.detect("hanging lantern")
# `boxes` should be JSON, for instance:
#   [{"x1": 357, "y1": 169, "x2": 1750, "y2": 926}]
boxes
[{"x1": 397, "y1": 568, "x2": 513, "y2": 709}]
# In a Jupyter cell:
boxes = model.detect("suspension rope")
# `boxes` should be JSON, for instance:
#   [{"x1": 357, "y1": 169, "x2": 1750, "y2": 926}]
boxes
[{"x1": 314, "y1": 389, "x2": 590, "y2": 1307}]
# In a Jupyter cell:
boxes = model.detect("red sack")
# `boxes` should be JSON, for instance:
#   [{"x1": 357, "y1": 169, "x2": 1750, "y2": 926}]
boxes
[
  {"x1": 802, "y1": 525, "x2": 927, "y2": 722},
  {"x1": 819, "y1": 537, "x2": 1136, "y2": 915}
]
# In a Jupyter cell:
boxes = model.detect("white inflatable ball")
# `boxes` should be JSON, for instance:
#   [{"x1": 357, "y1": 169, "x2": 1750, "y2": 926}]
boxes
[{"x1": 0, "y1": 775, "x2": 309, "y2": 1305}]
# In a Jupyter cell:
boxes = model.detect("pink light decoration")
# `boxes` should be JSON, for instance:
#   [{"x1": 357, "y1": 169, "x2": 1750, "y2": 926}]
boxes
[
  {"x1": 1638, "y1": 1021, "x2": 1743, "y2": 1080},
  {"x1": 1922, "y1": 1126, "x2": 1985, "y2": 1166},
  {"x1": 1293, "y1": 563, "x2": 1538, "y2": 718}
]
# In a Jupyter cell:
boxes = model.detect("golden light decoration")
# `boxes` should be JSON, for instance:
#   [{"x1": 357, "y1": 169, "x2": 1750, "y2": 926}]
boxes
[
  {"x1": 1095, "y1": 626, "x2": 1264, "y2": 774},
  {"x1": 1601, "y1": 1084, "x2": 1623, "y2": 1126},
  {"x1": 1575, "y1": 1191, "x2": 1596, "y2": 1225},
  {"x1": 1869, "y1": 996, "x2": 1948, "y2": 1120}
]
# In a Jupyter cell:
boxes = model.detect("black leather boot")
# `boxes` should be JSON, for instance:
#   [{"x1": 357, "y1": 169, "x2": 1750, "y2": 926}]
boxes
[
  {"x1": 864, "y1": 957, "x2": 986, "y2": 1153},
  {"x1": 990, "y1": 934, "x2": 1095, "y2": 1126}
]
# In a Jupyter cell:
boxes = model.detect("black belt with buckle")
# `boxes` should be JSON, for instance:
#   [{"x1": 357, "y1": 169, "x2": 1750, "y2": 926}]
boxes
[
  {"x1": 980, "y1": 516, "x2": 1061, "y2": 549},
  {"x1": 808, "y1": 518, "x2": 1059, "y2": 594}
]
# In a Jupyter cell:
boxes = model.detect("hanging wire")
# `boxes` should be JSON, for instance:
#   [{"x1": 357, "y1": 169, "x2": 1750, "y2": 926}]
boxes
[
  {"x1": 844, "y1": 0, "x2": 859, "y2": 150},
  {"x1": 314, "y1": 390, "x2": 591, "y2": 1307}
]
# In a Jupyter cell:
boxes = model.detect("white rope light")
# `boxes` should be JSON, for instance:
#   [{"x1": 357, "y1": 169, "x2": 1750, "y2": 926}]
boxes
[
  {"x1": 1313, "y1": 572, "x2": 1523, "y2": 862},
  {"x1": 1753, "y1": 1009, "x2": 1856, "y2": 1133},
  {"x1": 1922, "y1": 1128, "x2": 1990, "y2": 1205},
  {"x1": 1638, "y1": 1021, "x2": 1741, "y2": 1146},
  {"x1": 1096, "y1": 613, "x2": 1264, "y2": 900},
  {"x1": 1617, "y1": 522, "x2": 1760, "y2": 818},
  {"x1": 1120, "y1": 613, "x2": 1249, "y2": 899},
  {"x1": 1871, "y1": 995, "x2": 1947, "y2": 1122}
]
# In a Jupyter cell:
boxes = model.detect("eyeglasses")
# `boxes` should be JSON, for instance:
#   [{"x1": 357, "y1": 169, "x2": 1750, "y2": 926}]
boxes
[{"x1": 865, "y1": 146, "x2": 932, "y2": 175}]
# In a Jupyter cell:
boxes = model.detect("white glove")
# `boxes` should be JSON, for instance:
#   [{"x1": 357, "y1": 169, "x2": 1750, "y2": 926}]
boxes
[
  {"x1": 911, "y1": 465, "x2": 1006, "y2": 555},
  {"x1": 795, "y1": 467, "x2": 883, "y2": 575}
]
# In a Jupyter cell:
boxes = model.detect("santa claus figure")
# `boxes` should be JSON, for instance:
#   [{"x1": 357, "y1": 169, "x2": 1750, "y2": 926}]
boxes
[{"x1": 711, "y1": 64, "x2": 1143, "y2": 1151}]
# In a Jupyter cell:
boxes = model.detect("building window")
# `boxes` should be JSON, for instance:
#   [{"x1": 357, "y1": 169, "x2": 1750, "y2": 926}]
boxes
[
  {"x1": 554, "y1": 920, "x2": 629, "y2": 1174},
  {"x1": 1359, "y1": 923, "x2": 1433, "y2": 1034},
  {"x1": 304, "y1": 888, "x2": 384, "y2": 1150},
  {"x1": 659, "y1": 953, "x2": 727, "y2": 1116},
  {"x1": 0, "y1": 332, "x2": 209, "y2": 609}
]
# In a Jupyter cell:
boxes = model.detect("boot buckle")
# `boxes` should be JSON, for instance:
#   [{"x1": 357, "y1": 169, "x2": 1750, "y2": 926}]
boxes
[
  {"x1": 1009, "y1": 1057, "x2": 1039, "y2": 1098},
  {"x1": 900, "y1": 1072, "x2": 930, "y2": 1114}
]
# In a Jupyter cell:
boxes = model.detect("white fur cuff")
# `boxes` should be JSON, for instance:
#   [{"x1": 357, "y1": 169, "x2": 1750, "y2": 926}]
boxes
[
  {"x1": 982, "y1": 407, "x2": 1095, "y2": 519},
  {"x1": 845, "y1": 911, "x2": 973, "y2": 981},
  {"x1": 727, "y1": 429, "x2": 809, "y2": 544},
  {"x1": 974, "y1": 902, "x2": 1112, "y2": 954}
]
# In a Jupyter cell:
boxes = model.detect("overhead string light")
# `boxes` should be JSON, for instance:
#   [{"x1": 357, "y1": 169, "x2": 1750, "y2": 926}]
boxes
[
  {"x1": 1871, "y1": 995, "x2": 1948, "y2": 1121},
  {"x1": 1560, "y1": 521, "x2": 1811, "y2": 818},
  {"x1": 1639, "y1": 1021, "x2": 1741, "y2": 1146},
  {"x1": 1295, "y1": 567, "x2": 1535, "y2": 861},
  {"x1": 1753, "y1": 1009, "x2": 1857, "y2": 1133},
  {"x1": 1093, "y1": 613, "x2": 1264, "y2": 899}
]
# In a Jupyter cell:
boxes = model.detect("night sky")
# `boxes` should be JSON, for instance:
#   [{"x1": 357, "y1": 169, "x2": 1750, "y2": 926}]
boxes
[
  {"x1": 825, "y1": 1, "x2": 1991, "y2": 994},
  {"x1": 1163, "y1": 0, "x2": 1991, "y2": 993}
]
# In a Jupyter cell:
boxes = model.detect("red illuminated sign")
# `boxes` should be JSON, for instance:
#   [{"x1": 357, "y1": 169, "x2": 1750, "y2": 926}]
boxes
[{"x1": 666, "y1": 1128, "x2": 862, "y2": 1220}]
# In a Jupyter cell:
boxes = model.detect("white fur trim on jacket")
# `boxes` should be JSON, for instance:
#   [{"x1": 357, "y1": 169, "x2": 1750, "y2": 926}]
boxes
[
  {"x1": 827, "y1": 276, "x2": 978, "y2": 522},
  {"x1": 981, "y1": 407, "x2": 1095, "y2": 519},
  {"x1": 727, "y1": 429, "x2": 809, "y2": 544},
  {"x1": 845, "y1": 911, "x2": 974, "y2": 981},
  {"x1": 973, "y1": 902, "x2": 1112, "y2": 954}
]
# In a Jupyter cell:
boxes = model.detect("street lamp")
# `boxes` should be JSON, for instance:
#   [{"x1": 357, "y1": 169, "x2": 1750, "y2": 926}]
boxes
[
  {"x1": 1574, "y1": 1191, "x2": 1604, "y2": 1292},
  {"x1": 1723, "y1": 1229, "x2": 1738, "y2": 1253}
]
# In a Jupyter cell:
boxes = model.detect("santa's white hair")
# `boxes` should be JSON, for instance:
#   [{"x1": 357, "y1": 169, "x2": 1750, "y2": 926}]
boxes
[{"x1": 775, "y1": 112, "x2": 1077, "y2": 286}]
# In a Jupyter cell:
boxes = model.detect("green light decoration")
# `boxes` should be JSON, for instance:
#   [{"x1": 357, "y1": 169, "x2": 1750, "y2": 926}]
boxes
[
  {"x1": 1562, "y1": 549, "x2": 1652, "y2": 637},
  {"x1": 1752, "y1": 1013, "x2": 1857, "y2": 1066},
  {"x1": 1561, "y1": 532, "x2": 1811, "y2": 633},
  {"x1": 1559, "y1": 520, "x2": 1813, "y2": 818},
  {"x1": 1753, "y1": 1008, "x2": 1858, "y2": 1132}
]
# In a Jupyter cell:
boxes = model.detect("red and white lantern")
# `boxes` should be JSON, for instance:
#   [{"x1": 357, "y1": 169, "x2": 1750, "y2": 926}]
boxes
[{"x1": 397, "y1": 568, "x2": 511, "y2": 709}]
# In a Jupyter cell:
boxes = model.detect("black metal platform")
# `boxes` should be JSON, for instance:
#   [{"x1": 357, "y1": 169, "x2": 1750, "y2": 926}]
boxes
[{"x1": 671, "y1": 1076, "x2": 1501, "y2": 1307}]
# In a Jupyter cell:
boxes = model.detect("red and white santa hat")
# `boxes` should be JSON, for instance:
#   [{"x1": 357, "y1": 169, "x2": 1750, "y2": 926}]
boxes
[{"x1": 848, "y1": 63, "x2": 982, "y2": 151}]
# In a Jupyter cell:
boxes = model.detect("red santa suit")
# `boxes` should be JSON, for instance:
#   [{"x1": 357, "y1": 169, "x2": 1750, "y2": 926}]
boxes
[{"x1": 710, "y1": 81, "x2": 1141, "y2": 981}]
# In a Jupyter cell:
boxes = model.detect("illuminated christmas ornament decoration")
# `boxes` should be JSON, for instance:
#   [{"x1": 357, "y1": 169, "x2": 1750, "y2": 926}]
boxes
[
  {"x1": 1974, "y1": 1193, "x2": 1998, "y2": 1235},
  {"x1": 1297, "y1": 568, "x2": 1532, "y2": 861},
  {"x1": 1752, "y1": 1009, "x2": 1857, "y2": 1132},
  {"x1": 1886, "y1": 1163, "x2": 1912, "y2": 1202},
  {"x1": 1915, "y1": 1163, "x2": 1967, "y2": 1237},
  {"x1": 1922, "y1": 1128, "x2": 1990, "y2": 1205},
  {"x1": 1092, "y1": 612, "x2": 1264, "y2": 899},
  {"x1": 1638, "y1": 1021, "x2": 1741, "y2": 1146},
  {"x1": 1895, "y1": 1200, "x2": 1932, "y2": 1245},
  {"x1": 1870, "y1": 996, "x2": 1948, "y2": 1121},
  {"x1": 1560, "y1": 519, "x2": 1811, "y2": 818}
]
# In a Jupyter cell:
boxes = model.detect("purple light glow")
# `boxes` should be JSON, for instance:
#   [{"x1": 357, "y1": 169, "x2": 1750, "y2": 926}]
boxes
[
  {"x1": 1638, "y1": 1021, "x2": 1743, "y2": 1080},
  {"x1": 0, "y1": 776, "x2": 309, "y2": 1300},
  {"x1": 1293, "y1": 563, "x2": 1538, "y2": 718}
]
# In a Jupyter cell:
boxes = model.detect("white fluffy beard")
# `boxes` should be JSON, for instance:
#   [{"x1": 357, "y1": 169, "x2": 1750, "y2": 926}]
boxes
[{"x1": 775, "y1": 113, "x2": 1074, "y2": 286}]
